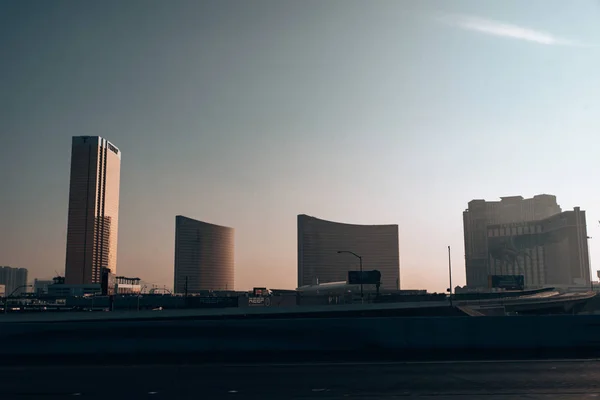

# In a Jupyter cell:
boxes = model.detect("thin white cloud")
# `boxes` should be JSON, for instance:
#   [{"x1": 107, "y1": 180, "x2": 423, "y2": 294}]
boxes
[{"x1": 438, "y1": 14, "x2": 588, "y2": 47}]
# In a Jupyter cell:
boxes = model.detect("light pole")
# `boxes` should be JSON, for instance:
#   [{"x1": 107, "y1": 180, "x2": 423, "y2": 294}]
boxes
[
  {"x1": 3, "y1": 285, "x2": 31, "y2": 314},
  {"x1": 448, "y1": 246, "x2": 453, "y2": 307},
  {"x1": 337, "y1": 250, "x2": 363, "y2": 301},
  {"x1": 588, "y1": 236, "x2": 594, "y2": 292}
]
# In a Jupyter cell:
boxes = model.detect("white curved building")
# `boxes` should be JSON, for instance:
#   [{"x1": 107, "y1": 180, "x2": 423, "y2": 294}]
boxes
[{"x1": 297, "y1": 215, "x2": 400, "y2": 290}]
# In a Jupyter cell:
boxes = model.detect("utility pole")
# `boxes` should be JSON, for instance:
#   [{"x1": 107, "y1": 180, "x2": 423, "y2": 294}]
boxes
[
  {"x1": 359, "y1": 255, "x2": 363, "y2": 301},
  {"x1": 589, "y1": 234, "x2": 595, "y2": 292},
  {"x1": 448, "y1": 246, "x2": 453, "y2": 307}
]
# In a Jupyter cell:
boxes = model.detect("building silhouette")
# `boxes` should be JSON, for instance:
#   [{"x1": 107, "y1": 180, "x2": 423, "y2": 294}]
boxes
[
  {"x1": 297, "y1": 214, "x2": 400, "y2": 290},
  {"x1": 464, "y1": 195, "x2": 590, "y2": 288},
  {"x1": 173, "y1": 216, "x2": 234, "y2": 293},
  {"x1": 33, "y1": 279, "x2": 54, "y2": 296},
  {"x1": 0, "y1": 266, "x2": 28, "y2": 296},
  {"x1": 65, "y1": 136, "x2": 121, "y2": 284}
]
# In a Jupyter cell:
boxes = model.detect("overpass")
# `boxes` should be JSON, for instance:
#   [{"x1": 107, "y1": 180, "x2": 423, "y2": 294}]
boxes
[
  {"x1": 0, "y1": 291, "x2": 597, "y2": 364},
  {"x1": 456, "y1": 290, "x2": 596, "y2": 314},
  {"x1": 0, "y1": 290, "x2": 594, "y2": 324}
]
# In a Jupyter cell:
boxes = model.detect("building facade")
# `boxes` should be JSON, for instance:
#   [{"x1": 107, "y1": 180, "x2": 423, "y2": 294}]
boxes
[
  {"x1": 464, "y1": 195, "x2": 590, "y2": 288},
  {"x1": 297, "y1": 215, "x2": 400, "y2": 290},
  {"x1": 173, "y1": 216, "x2": 234, "y2": 293},
  {"x1": 33, "y1": 279, "x2": 54, "y2": 296},
  {"x1": 47, "y1": 284, "x2": 102, "y2": 297},
  {"x1": 65, "y1": 136, "x2": 121, "y2": 284},
  {"x1": 0, "y1": 267, "x2": 28, "y2": 296},
  {"x1": 114, "y1": 276, "x2": 142, "y2": 294}
]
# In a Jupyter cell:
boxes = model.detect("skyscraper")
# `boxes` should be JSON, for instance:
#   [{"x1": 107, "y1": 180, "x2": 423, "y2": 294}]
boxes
[
  {"x1": 65, "y1": 136, "x2": 121, "y2": 284},
  {"x1": 174, "y1": 216, "x2": 234, "y2": 293},
  {"x1": 463, "y1": 195, "x2": 590, "y2": 288},
  {"x1": 297, "y1": 215, "x2": 400, "y2": 290},
  {"x1": 0, "y1": 267, "x2": 28, "y2": 296}
]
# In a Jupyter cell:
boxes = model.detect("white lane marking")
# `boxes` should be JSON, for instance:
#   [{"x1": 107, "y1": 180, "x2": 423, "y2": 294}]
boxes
[
  {"x1": 148, "y1": 392, "x2": 158, "y2": 395},
  {"x1": 228, "y1": 390, "x2": 238, "y2": 393},
  {"x1": 312, "y1": 388, "x2": 327, "y2": 392}
]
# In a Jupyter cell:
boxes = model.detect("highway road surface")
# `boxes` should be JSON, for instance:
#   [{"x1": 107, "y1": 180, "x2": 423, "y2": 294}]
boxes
[{"x1": 1, "y1": 359, "x2": 600, "y2": 399}]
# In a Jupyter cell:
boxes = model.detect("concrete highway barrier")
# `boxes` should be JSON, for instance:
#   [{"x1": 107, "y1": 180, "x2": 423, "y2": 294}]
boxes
[{"x1": 1, "y1": 314, "x2": 600, "y2": 363}]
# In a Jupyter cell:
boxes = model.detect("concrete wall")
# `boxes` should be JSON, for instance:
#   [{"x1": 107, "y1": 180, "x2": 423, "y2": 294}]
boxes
[{"x1": 2, "y1": 315, "x2": 600, "y2": 359}]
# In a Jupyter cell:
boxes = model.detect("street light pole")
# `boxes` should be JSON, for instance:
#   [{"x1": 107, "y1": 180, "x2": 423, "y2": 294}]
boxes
[
  {"x1": 448, "y1": 246, "x2": 453, "y2": 307},
  {"x1": 359, "y1": 255, "x2": 363, "y2": 300},
  {"x1": 337, "y1": 250, "x2": 363, "y2": 302},
  {"x1": 588, "y1": 236, "x2": 594, "y2": 292}
]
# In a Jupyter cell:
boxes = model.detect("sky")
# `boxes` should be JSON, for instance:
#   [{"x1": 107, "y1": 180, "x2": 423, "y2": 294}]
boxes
[{"x1": 2, "y1": 0, "x2": 600, "y2": 292}]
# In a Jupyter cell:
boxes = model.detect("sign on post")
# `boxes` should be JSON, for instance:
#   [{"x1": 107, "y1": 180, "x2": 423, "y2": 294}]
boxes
[{"x1": 348, "y1": 270, "x2": 381, "y2": 285}]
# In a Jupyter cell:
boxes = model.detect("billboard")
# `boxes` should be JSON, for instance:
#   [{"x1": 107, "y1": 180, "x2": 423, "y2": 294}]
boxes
[
  {"x1": 489, "y1": 275, "x2": 525, "y2": 290},
  {"x1": 252, "y1": 287, "x2": 271, "y2": 297},
  {"x1": 348, "y1": 270, "x2": 381, "y2": 285}
]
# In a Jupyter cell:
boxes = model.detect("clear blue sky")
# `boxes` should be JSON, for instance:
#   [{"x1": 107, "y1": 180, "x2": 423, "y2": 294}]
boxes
[{"x1": 2, "y1": 0, "x2": 600, "y2": 292}]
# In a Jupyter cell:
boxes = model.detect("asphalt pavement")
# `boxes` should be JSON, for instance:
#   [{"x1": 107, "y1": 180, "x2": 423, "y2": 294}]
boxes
[{"x1": 1, "y1": 359, "x2": 600, "y2": 399}]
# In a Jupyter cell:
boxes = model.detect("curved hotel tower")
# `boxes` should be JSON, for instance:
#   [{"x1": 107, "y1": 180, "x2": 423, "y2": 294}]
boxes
[
  {"x1": 297, "y1": 215, "x2": 400, "y2": 290},
  {"x1": 174, "y1": 216, "x2": 234, "y2": 293}
]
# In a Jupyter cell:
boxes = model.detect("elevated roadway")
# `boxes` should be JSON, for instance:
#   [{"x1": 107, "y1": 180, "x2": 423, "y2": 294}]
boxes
[
  {"x1": 457, "y1": 291, "x2": 596, "y2": 314},
  {"x1": 0, "y1": 300, "x2": 457, "y2": 323},
  {"x1": 0, "y1": 290, "x2": 594, "y2": 323}
]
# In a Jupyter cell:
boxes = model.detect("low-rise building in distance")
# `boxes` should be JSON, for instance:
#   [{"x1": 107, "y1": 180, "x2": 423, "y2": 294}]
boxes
[
  {"x1": 33, "y1": 279, "x2": 54, "y2": 296},
  {"x1": 47, "y1": 284, "x2": 102, "y2": 297},
  {"x1": 115, "y1": 276, "x2": 141, "y2": 294}
]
